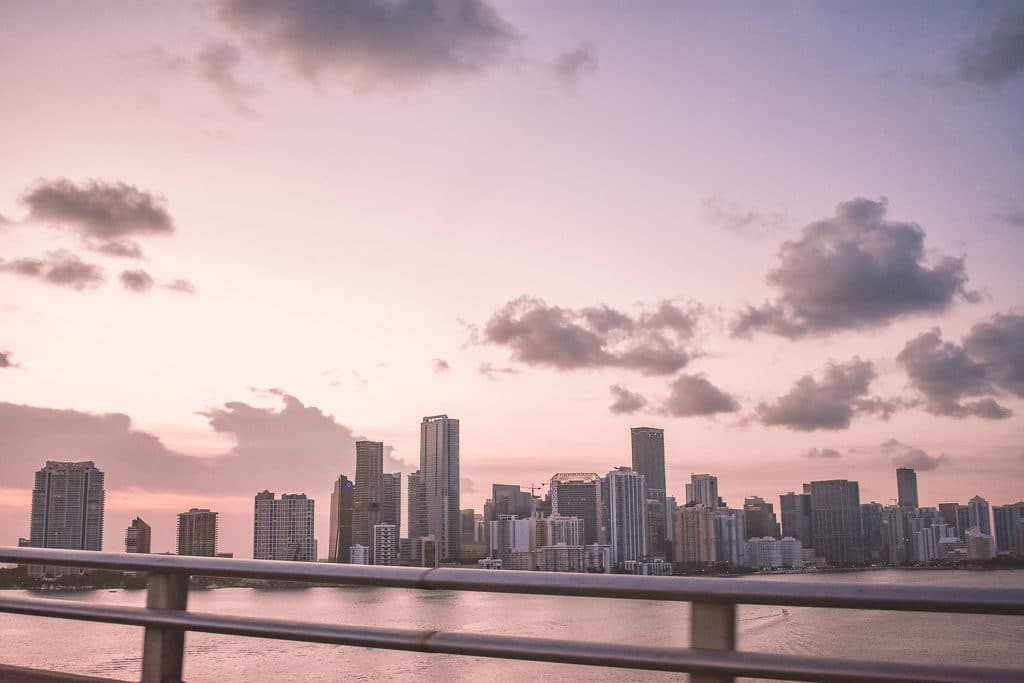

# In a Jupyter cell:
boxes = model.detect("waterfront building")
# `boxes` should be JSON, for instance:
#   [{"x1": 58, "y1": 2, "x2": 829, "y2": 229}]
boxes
[
  {"x1": 746, "y1": 537, "x2": 783, "y2": 568},
  {"x1": 353, "y1": 440, "x2": 384, "y2": 549},
  {"x1": 421, "y1": 415, "x2": 460, "y2": 562},
  {"x1": 373, "y1": 523, "x2": 398, "y2": 566},
  {"x1": 477, "y1": 558, "x2": 502, "y2": 569},
  {"x1": 646, "y1": 490, "x2": 668, "y2": 561},
  {"x1": 880, "y1": 505, "x2": 908, "y2": 564},
  {"x1": 630, "y1": 426, "x2": 665, "y2": 493},
  {"x1": 29, "y1": 461, "x2": 105, "y2": 577},
  {"x1": 809, "y1": 480, "x2": 864, "y2": 566},
  {"x1": 956, "y1": 506, "x2": 972, "y2": 540},
  {"x1": 543, "y1": 514, "x2": 585, "y2": 547},
  {"x1": 460, "y1": 508, "x2": 477, "y2": 547},
  {"x1": 177, "y1": 508, "x2": 218, "y2": 557},
  {"x1": 253, "y1": 491, "x2": 316, "y2": 562},
  {"x1": 607, "y1": 467, "x2": 647, "y2": 564},
  {"x1": 407, "y1": 470, "x2": 426, "y2": 541},
  {"x1": 349, "y1": 544, "x2": 370, "y2": 564},
  {"x1": 936, "y1": 536, "x2": 966, "y2": 560},
  {"x1": 968, "y1": 495, "x2": 992, "y2": 536},
  {"x1": 896, "y1": 467, "x2": 919, "y2": 508},
  {"x1": 489, "y1": 515, "x2": 530, "y2": 567},
  {"x1": 549, "y1": 473, "x2": 601, "y2": 545},
  {"x1": 506, "y1": 550, "x2": 538, "y2": 570},
  {"x1": 124, "y1": 517, "x2": 151, "y2": 554},
  {"x1": 780, "y1": 537, "x2": 802, "y2": 567},
  {"x1": 539, "y1": 543, "x2": 586, "y2": 572},
  {"x1": 780, "y1": 491, "x2": 813, "y2": 548},
  {"x1": 418, "y1": 535, "x2": 440, "y2": 568},
  {"x1": 938, "y1": 502, "x2": 960, "y2": 531},
  {"x1": 993, "y1": 502, "x2": 1024, "y2": 554},
  {"x1": 743, "y1": 496, "x2": 780, "y2": 540},
  {"x1": 491, "y1": 484, "x2": 536, "y2": 520},
  {"x1": 582, "y1": 544, "x2": 612, "y2": 573},
  {"x1": 382, "y1": 473, "x2": 402, "y2": 530},
  {"x1": 860, "y1": 502, "x2": 884, "y2": 563},
  {"x1": 328, "y1": 474, "x2": 355, "y2": 563},
  {"x1": 673, "y1": 503, "x2": 716, "y2": 568},
  {"x1": 965, "y1": 528, "x2": 996, "y2": 560},
  {"x1": 712, "y1": 508, "x2": 746, "y2": 567},
  {"x1": 685, "y1": 474, "x2": 719, "y2": 508}
]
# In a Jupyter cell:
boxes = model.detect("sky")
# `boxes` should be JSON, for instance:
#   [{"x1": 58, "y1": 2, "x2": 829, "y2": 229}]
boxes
[{"x1": 1, "y1": 0, "x2": 1023, "y2": 557}]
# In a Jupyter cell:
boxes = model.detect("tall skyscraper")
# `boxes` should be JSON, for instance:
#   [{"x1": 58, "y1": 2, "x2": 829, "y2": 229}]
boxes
[
  {"x1": 685, "y1": 473, "x2": 718, "y2": 507},
  {"x1": 712, "y1": 508, "x2": 746, "y2": 566},
  {"x1": 673, "y1": 503, "x2": 717, "y2": 568},
  {"x1": 607, "y1": 467, "x2": 647, "y2": 564},
  {"x1": 373, "y1": 523, "x2": 398, "y2": 566},
  {"x1": 492, "y1": 484, "x2": 535, "y2": 519},
  {"x1": 328, "y1": 474, "x2": 355, "y2": 563},
  {"x1": 896, "y1": 467, "x2": 919, "y2": 508},
  {"x1": 993, "y1": 502, "x2": 1024, "y2": 555},
  {"x1": 353, "y1": 441, "x2": 384, "y2": 549},
  {"x1": 860, "y1": 502, "x2": 884, "y2": 563},
  {"x1": 968, "y1": 495, "x2": 992, "y2": 535},
  {"x1": 549, "y1": 473, "x2": 601, "y2": 545},
  {"x1": 460, "y1": 509, "x2": 477, "y2": 546},
  {"x1": 630, "y1": 427, "x2": 665, "y2": 493},
  {"x1": 743, "y1": 496, "x2": 780, "y2": 539},
  {"x1": 253, "y1": 491, "x2": 316, "y2": 562},
  {"x1": 29, "y1": 461, "x2": 105, "y2": 556},
  {"x1": 124, "y1": 517, "x2": 151, "y2": 554},
  {"x1": 809, "y1": 480, "x2": 864, "y2": 566},
  {"x1": 779, "y1": 491, "x2": 813, "y2": 547},
  {"x1": 937, "y1": 502, "x2": 960, "y2": 530},
  {"x1": 421, "y1": 414, "x2": 460, "y2": 562},
  {"x1": 177, "y1": 508, "x2": 218, "y2": 557},
  {"x1": 382, "y1": 472, "x2": 402, "y2": 531},
  {"x1": 407, "y1": 470, "x2": 426, "y2": 541}
]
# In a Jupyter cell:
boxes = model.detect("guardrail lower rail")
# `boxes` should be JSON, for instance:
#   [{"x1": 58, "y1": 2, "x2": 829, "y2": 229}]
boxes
[{"x1": 1, "y1": 547, "x2": 1023, "y2": 683}]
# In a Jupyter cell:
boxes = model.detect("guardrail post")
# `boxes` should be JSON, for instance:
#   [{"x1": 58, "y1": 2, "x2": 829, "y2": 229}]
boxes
[
  {"x1": 141, "y1": 572, "x2": 188, "y2": 683},
  {"x1": 690, "y1": 600, "x2": 735, "y2": 683}
]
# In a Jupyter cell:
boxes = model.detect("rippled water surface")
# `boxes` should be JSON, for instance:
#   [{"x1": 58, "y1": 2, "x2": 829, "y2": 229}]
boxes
[{"x1": 2, "y1": 569, "x2": 1022, "y2": 681}]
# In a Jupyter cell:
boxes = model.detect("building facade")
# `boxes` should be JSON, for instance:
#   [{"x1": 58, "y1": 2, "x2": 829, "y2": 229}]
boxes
[
  {"x1": 253, "y1": 491, "x2": 316, "y2": 562},
  {"x1": 29, "y1": 460, "x2": 105, "y2": 553},
  {"x1": 607, "y1": 467, "x2": 647, "y2": 564},
  {"x1": 382, "y1": 472, "x2": 402, "y2": 530},
  {"x1": 421, "y1": 415, "x2": 460, "y2": 562},
  {"x1": 373, "y1": 523, "x2": 398, "y2": 566},
  {"x1": 896, "y1": 467, "x2": 919, "y2": 508},
  {"x1": 124, "y1": 517, "x2": 151, "y2": 554},
  {"x1": 968, "y1": 495, "x2": 992, "y2": 535},
  {"x1": 779, "y1": 491, "x2": 813, "y2": 548},
  {"x1": 177, "y1": 508, "x2": 218, "y2": 557},
  {"x1": 674, "y1": 503, "x2": 717, "y2": 568},
  {"x1": 550, "y1": 472, "x2": 601, "y2": 545},
  {"x1": 685, "y1": 473, "x2": 719, "y2": 508},
  {"x1": 328, "y1": 474, "x2": 354, "y2": 563},
  {"x1": 809, "y1": 480, "x2": 864, "y2": 566},
  {"x1": 353, "y1": 440, "x2": 384, "y2": 549}
]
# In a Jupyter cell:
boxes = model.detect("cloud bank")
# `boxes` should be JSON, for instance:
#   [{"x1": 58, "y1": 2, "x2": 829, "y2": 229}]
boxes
[
  {"x1": 608, "y1": 384, "x2": 647, "y2": 414},
  {"x1": 0, "y1": 250, "x2": 104, "y2": 290}
]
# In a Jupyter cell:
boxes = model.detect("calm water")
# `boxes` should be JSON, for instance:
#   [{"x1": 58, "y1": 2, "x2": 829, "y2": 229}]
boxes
[{"x1": 1, "y1": 570, "x2": 1022, "y2": 682}]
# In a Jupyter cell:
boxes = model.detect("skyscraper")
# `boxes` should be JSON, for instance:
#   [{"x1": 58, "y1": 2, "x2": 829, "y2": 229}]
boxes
[
  {"x1": 968, "y1": 495, "x2": 992, "y2": 535},
  {"x1": 607, "y1": 467, "x2": 647, "y2": 564},
  {"x1": 253, "y1": 491, "x2": 316, "y2": 562},
  {"x1": 860, "y1": 502, "x2": 884, "y2": 563},
  {"x1": 328, "y1": 474, "x2": 355, "y2": 563},
  {"x1": 177, "y1": 508, "x2": 218, "y2": 557},
  {"x1": 373, "y1": 523, "x2": 398, "y2": 566},
  {"x1": 630, "y1": 427, "x2": 665, "y2": 493},
  {"x1": 421, "y1": 414, "x2": 460, "y2": 562},
  {"x1": 779, "y1": 491, "x2": 813, "y2": 548},
  {"x1": 809, "y1": 480, "x2": 864, "y2": 566},
  {"x1": 353, "y1": 440, "x2": 384, "y2": 549},
  {"x1": 673, "y1": 503, "x2": 717, "y2": 568},
  {"x1": 743, "y1": 496, "x2": 780, "y2": 539},
  {"x1": 492, "y1": 484, "x2": 535, "y2": 519},
  {"x1": 993, "y1": 502, "x2": 1024, "y2": 555},
  {"x1": 549, "y1": 473, "x2": 601, "y2": 545},
  {"x1": 382, "y1": 472, "x2": 402, "y2": 531},
  {"x1": 124, "y1": 517, "x2": 151, "y2": 554},
  {"x1": 685, "y1": 473, "x2": 718, "y2": 507},
  {"x1": 29, "y1": 461, "x2": 105, "y2": 555},
  {"x1": 407, "y1": 470, "x2": 427, "y2": 541},
  {"x1": 896, "y1": 467, "x2": 919, "y2": 508}
]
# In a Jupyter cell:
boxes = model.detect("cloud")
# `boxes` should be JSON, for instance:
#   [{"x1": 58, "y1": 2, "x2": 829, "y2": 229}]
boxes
[
  {"x1": 163, "y1": 279, "x2": 196, "y2": 294},
  {"x1": 93, "y1": 239, "x2": 144, "y2": 259},
  {"x1": 733, "y1": 197, "x2": 977, "y2": 338},
  {"x1": 892, "y1": 447, "x2": 949, "y2": 472},
  {"x1": 433, "y1": 358, "x2": 451, "y2": 373},
  {"x1": 662, "y1": 373, "x2": 739, "y2": 417},
  {"x1": 0, "y1": 351, "x2": 16, "y2": 369},
  {"x1": 956, "y1": 11, "x2": 1024, "y2": 85},
  {"x1": 195, "y1": 42, "x2": 260, "y2": 115},
  {"x1": 216, "y1": 0, "x2": 518, "y2": 88},
  {"x1": 994, "y1": 207, "x2": 1024, "y2": 229},
  {"x1": 460, "y1": 477, "x2": 478, "y2": 495},
  {"x1": 481, "y1": 296, "x2": 701, "y2": 376},
  {"x1": 803, "y1": 447, "x2": 841, "y2": 459},
  {"x1": 479, "y1": 362, "x2": 518, "y2": 381},
  {"x1": 896, "y1": 319, "x2": 1019, "y2": 419},
  {"x1": 702, "y1": 195, "x2": 784, "y2": 237},
  {"x1": 551, "y1": 43, "x2": 596, "y2": 86},
  {"x1": 120, "y1": 269, "x2": 155, "y2": 293},
  {"x1": 0, "y1": 250, "x2": 104, "y2": 290},
  {"x1": 609, "y1": 384, "x2": 647, "y2": 414},
  {"x1": 756, "y1": 358, "x2": 898, "y2": 431}
]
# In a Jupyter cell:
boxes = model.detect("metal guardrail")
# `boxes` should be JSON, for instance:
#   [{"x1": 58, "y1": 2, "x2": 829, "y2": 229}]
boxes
[{"x1": 1, "y1": 547, "x2": 1023, "y2": 683}]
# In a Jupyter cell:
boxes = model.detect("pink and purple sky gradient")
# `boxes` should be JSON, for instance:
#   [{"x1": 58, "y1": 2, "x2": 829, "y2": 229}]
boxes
[{"x1": 2, "y1": 1, "x2": 1023, "y2": 556}]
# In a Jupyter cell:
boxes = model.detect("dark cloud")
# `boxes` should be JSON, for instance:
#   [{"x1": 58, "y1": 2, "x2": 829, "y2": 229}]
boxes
[
  {"x1": 551, "y1": 43, "x2": 596, "y2": 86},
  {"x1": 662, "y1": 373, "x2": 739, "y2": 417},
  {"x1": 702, "y1": 195, "x2": 784, "y2": 237},
  {"x1": 994, "y1": 208, "x2": 1024, "y2": 229},
  {"x1": 195, "y1": 42, "x2": 260, "y2": 114},
  {"x1": 460, "y1": 477, "x2": 478, "y2": 495},
  {"x1": 163, "y1": 279, "x2": 196, "y2": 294},
  {"x1": 757, "y1": 358, "x2": 898, "y2": 431},
  {"x1": 803, "y1": 447, "x2": 841, "y2": 459},
  {"x1": 93, "y1": 239, "x2": 144, "y2": 259},
  {"x1": 216, "y1": 0, "x2": 517, "y2": 88},
  {"x1": 892, "y1": 447, "x2": 949, "y2": 472},
  {"x1": 433, "y1": 358, "x2": 451, "y2": 373},
  {"x1": 482, "y1": 296, "x2": 701, "y2": 376},
  {"x1": 120, "y1": 269, "x2": 155, "y2": 293},
  {"x1": 21, "y1": 179, "x2": 175, "y2": 241},
  {"x1": 0, "y1": 250, "x2": 104, "y2": 290},
  {"x1": 609, "y1": 384, "x2": 647, "y2": 415},
  {"x1": 479, "y1": 362, "x2": 518, "y2": 381},
  {"x1": 0, "y1": 351, "x2": 15, "y2": 369},
  {"x1": 956, "y1": 11, "x2": 1024, "y2": 85},
  {"x1": 897, "y1": 315, "x2": 1023, "y2": 419},
  {"x1": 733, "y1": 197, "x2": 977, "y2": 338}
]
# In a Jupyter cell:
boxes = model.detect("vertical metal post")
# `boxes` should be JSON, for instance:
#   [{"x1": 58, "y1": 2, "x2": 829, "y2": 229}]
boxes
[
  {"x1": 690, "y1": 600, "x2": 736, "y2": 683},
  {"x1": 141, "y1": 572, "x2": 188, "y2": 683}
]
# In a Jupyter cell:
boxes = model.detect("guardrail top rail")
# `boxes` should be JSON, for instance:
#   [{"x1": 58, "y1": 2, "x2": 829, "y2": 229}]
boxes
[{"x1": 1, "y1": 546, "x2": 1023, "y2": 683}]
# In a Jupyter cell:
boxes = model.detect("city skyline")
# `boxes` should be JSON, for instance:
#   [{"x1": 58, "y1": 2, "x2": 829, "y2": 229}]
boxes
[{"x1": 2, "y1": 2, "x2": 1023, "y2": 557}]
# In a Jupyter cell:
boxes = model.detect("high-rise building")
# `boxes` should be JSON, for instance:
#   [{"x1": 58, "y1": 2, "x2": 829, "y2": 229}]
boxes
[
  {"x1": 550, "y1": 473, "x2": 601, "y2": 545},
  {"x1": 349, "y1": 544, "x2": 370, "y2": 564},
  {"x1": 673, "y1": 503, "x2": 716, "y2": 568},
  {"x1": 491, "y1": 484, "x2": 535, "y2": 520},
  {"x1": 630, "y1": 427, "x2": 665, "y2": 493},
  {"x1": 607, "y1": 467, "x2": 647, "y2": 564},
  {"x1": 488, "y1": 515, "x2": 530, "y2": 566},
  {"x1": 956, "y1": 506, "x2": 972, "y2": 539},
  {"x1": 712, "y1": 508, "x2": 746, "y2": 566},
  {"x1": 964, "y1": 528, "x2": 996, "y2": 560},
  {"x1": 407, "y1": 470, "x2": 426, "y2": 541},
  {"x1": 779, "y1": 491, "x2": 813, "y2": 548},
  {"x1": 460, "y1": 509, "x2": 477, "y2": 546},
  {"x1": 646, "y1": 490, "x2": 668, "y2": 560},
  {"x1": 685, "y1": 473, "x2": 719, "y2": 508},
  {"x1": 177, "y1": 508, "x2": 218, "y2": 557},
  {"x1": 124, "y1": 517, "x2": 151, "y2": 554},
  {"x1": 382, "y1": 473, "x2": 402, "y2": 531},
  {"x1": 353, "y1": 441, "x2": 384, "y2": 549},
  {"x1": 373, "y1": 523, "x2": 398, "y2": 566},
  {"x1": 809, "y1": 480, "x2": 864, "y2": 566},
  {"x1": 993, "y1": 503, "x2": 1024, "y2": 555},
  {"x1": 421, "y1": 415, "x2": 460, "y2": 562},
  {"x1": 860, "y1": 502, "x2": 884, "y2": 563},
  {"x1": 543, "y1": 514, "x2": 586, "y2": 547},
  {"x1": 29, "y1": 461, "x2": 105, "y2": 562},
  {"x1": 938, "y1": 502, "x2": 960, "y2": 530},
  {"x1": 968, "y1": 496, "x2": 992, "y2": 536},
  {"x1": 896, "y1": 467, "x2": 919, "y2": 508},
  {"x1": 743, "y1": 496, "x2": 780, "y2": 539},
  {"x1": 328, "y1": 474, "x2": 355, "y2": 563},
  {"x1": 880, "y1": 505, "x2": 908, "y2": 564},
  {"x1": 253, "y1": 491, "x2": 316, "y2": 562}
]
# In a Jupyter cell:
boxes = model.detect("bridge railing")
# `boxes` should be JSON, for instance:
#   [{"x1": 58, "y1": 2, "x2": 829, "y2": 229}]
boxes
[{"x1": 1, "y1": 546, "x2": 1023, "y2": 683}]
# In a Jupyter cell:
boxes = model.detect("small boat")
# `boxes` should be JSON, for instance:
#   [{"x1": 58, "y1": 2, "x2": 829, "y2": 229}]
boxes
[{"x1": 781, "y1": 609, "x2": 789, "y2": 616}]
